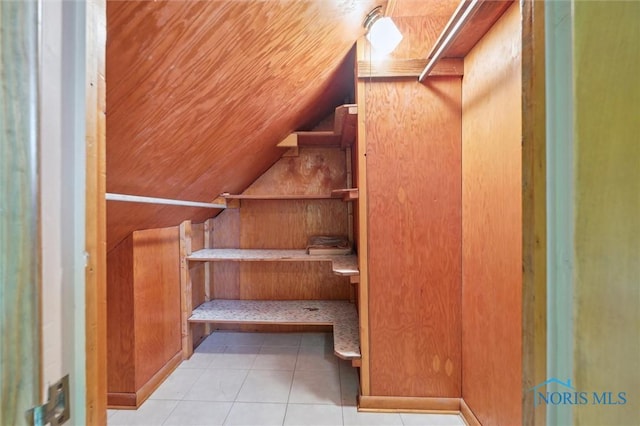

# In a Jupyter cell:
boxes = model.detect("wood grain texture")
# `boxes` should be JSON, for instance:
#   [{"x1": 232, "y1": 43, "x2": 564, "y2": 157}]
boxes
[
  {"x1": 204, "y1": 219, "x2": 214, "y2": 336},
  {"x1": 106, "y1": 0, "x2": 378, "y2": 251},
  {"x1": 460, "y1": 398, "x2": 481, "y2": 426},
  {"x1": 238, "y1": 198, "x2": 349, "y2": 297},
  {"x1": 358, "y1": 396, "x2": 460, "y2": 412},
  {"x1": 461, "y1": 4, "x2": 522, "y2": 426},
  {"x1": 389, "y1": 0, "x2": 460, "y2": 19},
  {"x1": 355, "y1": 39, "x2": 370, "y2": 396},
  {"x1": 230, "y1": 147, "x2": 351, "y2": 301},
  {"x1": 179, "y1": 221, "x2": 193, "y2": 358},
  {"x1": 211, "y1": 209, "x2": 241, "y2": 300},
  {"x1": 189, "y1": 223, "x2": 207, "y2": 347},
  {"x1": 0, "y1": 1, "x2": 40, "y2": 422},
  {"x1": 243, "y1": 147, "x2": 347, "y2": 197},
  {"x1": 106, "y1": 235, "x2": 135, "y2": 393},
  {"x1": 85, "y1": 0, "x2": 108, "y2": 422},
  {"x1": 365, "y1": 76, "x2": 462, "y2": 397},
  {"x1": 357, "y1": 58, "x2": 463, "y2": 78},
  {"x1": 428, "y1": 0, "x2": 514, "y2": 60},
  {"x1": 132, "y1": 226, "x2": 182, "y2": 390},
  {"x1": 108, "y1": 226, "x2": 180, "y2": 405},
  {"x1": 521, "y1": 1, "x2": 546, "y2": 425},
  {"x1": 205, "y1": 148, "x2": 352, "y2": 302}
]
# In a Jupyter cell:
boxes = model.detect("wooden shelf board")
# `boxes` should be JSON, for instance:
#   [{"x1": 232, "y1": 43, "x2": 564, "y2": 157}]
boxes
[
  {"x1": 357, "y1": 58, "x2": 463, "y2": 78},
  {"x1": 292, "y1": 104, "x2": 358, "y2": 148},
  {"x1": 189, "y1": 299, "x2": 361, "y2": 359},
  {"x1": 219, "y1": 189, "x2": 357, "y2": 202},
  {"x1": 296, "y1": 131, "x2": 342, "y2": 147},
  {"x1": 331, "y1": 188, "x2": 359, "y2": 202},
  {"x1": 187, "y1": 249, "x2": 359, "y2": 277}
]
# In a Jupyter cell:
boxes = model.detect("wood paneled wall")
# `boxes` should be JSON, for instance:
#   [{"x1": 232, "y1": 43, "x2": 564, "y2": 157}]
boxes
[
  {"x1": 461, "y1": 4, "x2": 522, "y2": 425},
  {"x1": 358, "y1": 8, "x2": 464, "y2": 399},
  {"x1": 364, "y1": 77, "x2": 462, "y2": 397},
  {"x1": 210, "y1": 147, "x2": 351, "y2": 302},
  {"x1": 107, "y1": 234, "x2": 135, "y2": 394},
  {"x1": 105, "y1": 0, "x2": 377, "y2": 252},
  {"x1": 107, "y1": 226, "x2": 182, "y2": 406}
]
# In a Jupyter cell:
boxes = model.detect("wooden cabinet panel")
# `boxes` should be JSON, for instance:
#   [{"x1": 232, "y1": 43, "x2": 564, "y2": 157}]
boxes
[
  {"x1": 107, "y1": 234, "x2": 135, "y2": 393},
  {"x1": 461, "y1": 4, "x2": 522, "y2": 425},
  {"x1": 366, "y1": 78, "x2": 462, "y2": 397},
  {"x1": 107, "y1": 226, "x2": 182, "y2": 407}
]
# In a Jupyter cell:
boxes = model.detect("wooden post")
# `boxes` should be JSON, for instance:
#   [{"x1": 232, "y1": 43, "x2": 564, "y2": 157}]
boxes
[
  {"x1": 179, "y1": 221, "x2": 194, "y2": 358},
  {"x1": 85, "y1": 0, "x2": 107, "y2": 423},
  {"x1": 203, "y1": 218, "x2": 214, "y2": 336},
  {"x1": 355, "y1": 38, "x2": 371, "y2": 396},
  {"x1": 521, "y1": 1, "x2": 547, "y2": 425}
]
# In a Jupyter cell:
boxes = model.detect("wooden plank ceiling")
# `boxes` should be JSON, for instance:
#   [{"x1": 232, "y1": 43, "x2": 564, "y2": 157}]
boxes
[{"x1": 105, "y1": 0, "x2": 447, "y2": 251}]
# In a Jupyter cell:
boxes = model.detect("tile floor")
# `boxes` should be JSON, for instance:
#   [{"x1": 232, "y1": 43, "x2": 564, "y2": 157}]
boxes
[{"x1": 108, "y1": 331, "x2": 466, "y2": 426}]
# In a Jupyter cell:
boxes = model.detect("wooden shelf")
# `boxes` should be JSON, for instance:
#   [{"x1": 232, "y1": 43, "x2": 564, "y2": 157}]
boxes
[
  {"x1": 420, "y1": 0, "x2": 514, "y2": 80},
  {"x1": 285, "y1": 104, "x2": 357, "y2": 149},
  {"x1": 189, "y1": 299, "x2": 361, "y2": 360},
  {"x1": 187, "y1": 249, "x2": 359, "y2": 277},
  {"x1": 215, "y1": 189, "x2": 358, "y2": 206},
  {"x1": 331, "y1": 188, "x2": 358, "y2": 202}
]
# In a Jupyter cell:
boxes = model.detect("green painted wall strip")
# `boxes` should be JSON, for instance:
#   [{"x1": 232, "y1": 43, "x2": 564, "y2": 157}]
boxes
[
  {"x1": 545, "y1": 1, "x2": 574, "y2": 425},
  {"x1": 0, "y1": 0, "x2": 41, "y2": 424}
]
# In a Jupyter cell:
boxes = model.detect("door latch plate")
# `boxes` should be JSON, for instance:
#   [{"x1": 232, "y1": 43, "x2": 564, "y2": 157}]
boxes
[{"x1": 26, "y1": 374, "x2": 70, "y2": 426}]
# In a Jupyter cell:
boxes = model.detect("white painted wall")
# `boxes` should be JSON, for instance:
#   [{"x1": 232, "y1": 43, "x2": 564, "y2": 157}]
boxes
[{"x1": 40, "y1": 0, "x2": 86, "y2": 423}]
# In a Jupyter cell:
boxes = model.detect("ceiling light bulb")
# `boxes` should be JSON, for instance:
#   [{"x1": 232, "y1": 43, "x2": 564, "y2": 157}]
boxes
[{"x1": 366, "y1": 16, "x2": 403, "y2": 55}]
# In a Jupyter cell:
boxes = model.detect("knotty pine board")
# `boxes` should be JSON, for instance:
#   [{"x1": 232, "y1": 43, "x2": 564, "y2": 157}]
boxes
[
  {"x1": 365, "y1": 77, "x2": 462, "y2": 398},
  {"x1": 461, "y1": 4, "x2": 522, "y2": 425}
]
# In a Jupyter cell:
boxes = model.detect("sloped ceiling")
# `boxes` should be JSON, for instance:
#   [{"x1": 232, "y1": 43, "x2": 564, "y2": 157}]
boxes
[{"x1": 105, "y1": 0, "x2": 457, "y2": 252}]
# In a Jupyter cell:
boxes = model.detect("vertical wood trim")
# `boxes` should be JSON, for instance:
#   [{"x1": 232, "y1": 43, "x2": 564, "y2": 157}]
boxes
[
  {"x1": 203, "y1": 219, "x2": 214, "y2": 336},
  {"x1": 346, "y1": 147, "x2": 354, "y2": 244},
  {"x1": 0, "y1": 1, "x2": 41, "y2": 423},
  {"x1": 355, "y1": 38, "x2": 371, "y2": 396},
  {"x1": 346, "y1": 147, "x2": 355, "y2": 303},
  {"x1": 521, "y1": 1, "x2": 547, "y2": 425},
  {"x1": 85, "y1": 0, "x2": 107, "y2": 424},
  {"x1": 179, "y1": 221, "x2": 193, "y2": 358}
]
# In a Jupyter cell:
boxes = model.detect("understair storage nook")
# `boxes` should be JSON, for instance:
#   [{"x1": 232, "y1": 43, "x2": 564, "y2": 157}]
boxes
[
  {"x1": 106, "y1": 0, "x2": 538, "y2": 423},
  {"x1": 180, "y1": 131, "x2": 362, "y2": 362}
]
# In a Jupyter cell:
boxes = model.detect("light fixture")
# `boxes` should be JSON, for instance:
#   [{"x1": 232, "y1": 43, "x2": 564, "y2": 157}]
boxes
[{"x1": 363, "y1": 6, "x2": 403, "y2": 55}]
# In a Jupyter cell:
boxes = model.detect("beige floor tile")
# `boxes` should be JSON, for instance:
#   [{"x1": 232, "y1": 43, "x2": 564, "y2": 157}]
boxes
[
  {"x1": 284, "y1": 403, "x2": 343, "y2": 426},
  {"x1": 289, "y1": 369, "x2": 342, "y2": 405},
  {"x1": 162, "y1": 401, "x2": 232, "y2": 426},
  {"x1": 183, "y1": 368, "x2": 249, "y2": 402},
  {"x1": 236, "y1": 370, "x2": 294, "y2": 403},
  {"x1": 224, "y1": 402, "x2": 287, "y2": 426}
]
